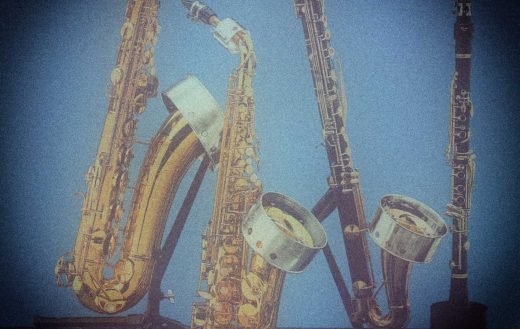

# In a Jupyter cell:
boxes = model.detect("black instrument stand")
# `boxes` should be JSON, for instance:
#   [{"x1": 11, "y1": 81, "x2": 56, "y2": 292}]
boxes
[{"x1": 431, "y1": 301, "x2": 486, "y2": 329}]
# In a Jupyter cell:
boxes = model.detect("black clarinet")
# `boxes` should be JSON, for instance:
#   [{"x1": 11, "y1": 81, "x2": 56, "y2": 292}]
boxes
[{"x1": 430, "y1": 1, "x2": 487, "y2": 328}]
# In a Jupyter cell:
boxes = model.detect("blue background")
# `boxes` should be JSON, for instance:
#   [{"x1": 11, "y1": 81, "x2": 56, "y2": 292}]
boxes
[{"x1": 1, "y1": 1, "x2": 519, "y2": 328}]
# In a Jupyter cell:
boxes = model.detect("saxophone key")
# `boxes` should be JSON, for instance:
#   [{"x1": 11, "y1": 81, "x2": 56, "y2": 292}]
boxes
[
  {"x1": 211, "y1": 301, "x2": 234, "y2": 326},
  {"x1": 216, "y1": 277, "x2": 241, "y2": 303},
  {"x1": 192, "y1": 303, "x2": 208, "y2": 327},
  {"x1": 94, "y1": 288, "x2": 125, "y2": 314},
  {"x1": 222, "y1": 236, "x2": 241, "y2": 254},
  {"x1": 217, "y1": 254, "x2": 241, "y2": 277},
  {"x1": 238, "y1": 303, "x2": 260, "y2": 327},
  {"x1": 241, "y1": 272, "x2": 266, "y2": 301}
]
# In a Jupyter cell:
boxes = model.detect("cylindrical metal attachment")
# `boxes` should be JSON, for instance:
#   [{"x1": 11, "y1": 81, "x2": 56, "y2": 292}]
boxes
[
  {"x1": 242, "y1": 192, "x2": 327, "y2": 273},
  {"x1": 161, "y1": 75, "x2": 223, "y2": 166},
  {"x1": 369, "y1": 194, "x2": 447, "y2": 263},
  {"x1": 212, "y1": 18, "x2": 245, "y2": 53}
]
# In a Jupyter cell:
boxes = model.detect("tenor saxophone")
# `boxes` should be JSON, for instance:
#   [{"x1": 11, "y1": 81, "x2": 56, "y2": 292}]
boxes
[
  {"x1": 55, "y1": 0, "x2": 224, "y2": 314},
  {"x1": 293, "y1": 1, "x2": 448, "y2": 328},
  {"x1": 182, "y1": 2, "x2": 326, "y2": 328}
]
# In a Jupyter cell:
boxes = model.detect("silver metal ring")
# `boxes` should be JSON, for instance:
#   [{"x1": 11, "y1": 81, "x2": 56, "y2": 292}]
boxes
[
  {"x1": 369, "y1": 194, "x2": 447, "y2": 263},
  {"x1": 161, "y1": 75, "x2": 223, "y2": 167},
  {"x1": 242, "y1": 192, "x2": 327, "y2": 273}
]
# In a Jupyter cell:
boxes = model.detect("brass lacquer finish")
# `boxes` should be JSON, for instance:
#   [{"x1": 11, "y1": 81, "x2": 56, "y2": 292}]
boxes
[
  {"x1": 188, "y1": 19, "x2": 279, "y2": 329},
  {"x1": 184, "y1": 2, "x2": 301, "y2": 328},
  {"x1": 293, "y1": 1, "x2": 446, "y2": 328},
  {"x1": 55, "y1": 0, "x2": 223, "y2": 314}
]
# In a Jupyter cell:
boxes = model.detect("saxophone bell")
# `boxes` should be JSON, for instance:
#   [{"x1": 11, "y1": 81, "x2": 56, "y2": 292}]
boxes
[
  {"x1": 370, "y1": 195, "x2": 448, "y2": 264},
  {"x1": 243, "y1": 192, "x2": 327, "y2": 273},
  {"x1": 367, "y1": 195, "x2": 447, "y2": 328},
  {"x1": 161, "y1": 75, "x2": 223, "y2": 167}
]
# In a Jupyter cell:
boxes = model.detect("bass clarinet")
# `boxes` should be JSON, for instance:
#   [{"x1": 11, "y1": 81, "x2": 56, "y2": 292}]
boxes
[{"x1": 293, "y1": 1, "x2": 448, "y2": 328}]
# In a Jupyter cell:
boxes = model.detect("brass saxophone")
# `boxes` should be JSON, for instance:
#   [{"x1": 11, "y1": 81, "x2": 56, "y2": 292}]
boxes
[
  {"x1": 55, "y1": 0, "x2": 224, "y2": 314},
  {"x1": 293, "y1": 1, "x2": 448, "y2": 328},
  {"x1": 183, "y1": 2, "x2": 326, "y2": 328}
]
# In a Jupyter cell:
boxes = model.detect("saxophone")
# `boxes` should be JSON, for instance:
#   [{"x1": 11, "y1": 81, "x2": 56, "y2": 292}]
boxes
[
  {"x1": 293, "y1": 1, "x2": 447, "y2": 328},
  {"x1": 182, "y1": 2, "x2": 326, "y2": 328},
  {"x1": 55, "y1": 0, "x2": 224, "y2": 314}
]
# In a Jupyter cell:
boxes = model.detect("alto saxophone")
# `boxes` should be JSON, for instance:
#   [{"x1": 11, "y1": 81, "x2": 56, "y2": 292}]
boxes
[
  {"x1": 55, "y1": 0, "x2": 224, "y2": 314},
  {"x1": 293, "y1": 1, "x2": 448, "y2": 328},
  {"x1": 182, "y1": 2, "x2": 326, "y2": 328}
]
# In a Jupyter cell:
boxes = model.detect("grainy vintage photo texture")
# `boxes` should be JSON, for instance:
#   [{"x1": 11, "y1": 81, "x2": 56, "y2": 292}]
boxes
[{"x1": 1, "y1": 1, "x2": 519, "y2": 329}]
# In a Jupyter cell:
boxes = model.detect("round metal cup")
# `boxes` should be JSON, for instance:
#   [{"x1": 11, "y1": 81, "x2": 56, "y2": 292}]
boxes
[
  {"x1": 161, "y1": 75, "x2": 223, "y2": 166},
  {"x1": 369, "y1": 194, "x2": 447, "y2": 263},
  {"x1": 242, "y1": 192, "x2": 327, "y2": 273}
]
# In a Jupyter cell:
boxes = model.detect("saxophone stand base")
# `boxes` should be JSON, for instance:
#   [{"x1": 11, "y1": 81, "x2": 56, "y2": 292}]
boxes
[
  {"x1": 430, "y1": 301, "x2": 487, "y2": 329},
  {"x1": 34, "y1": 314, "x2": 186, "y2": 329}
]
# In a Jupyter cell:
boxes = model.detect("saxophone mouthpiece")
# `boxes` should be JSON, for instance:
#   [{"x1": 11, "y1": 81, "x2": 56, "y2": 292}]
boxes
[{"x1": 182, "y1": 0, "x2": 218, "y2": 25}]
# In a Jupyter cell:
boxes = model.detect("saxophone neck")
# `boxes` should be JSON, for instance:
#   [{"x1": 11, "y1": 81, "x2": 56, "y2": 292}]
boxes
[{"x1": 181, "y1": 0, "x2": 253, "y2": 58}]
